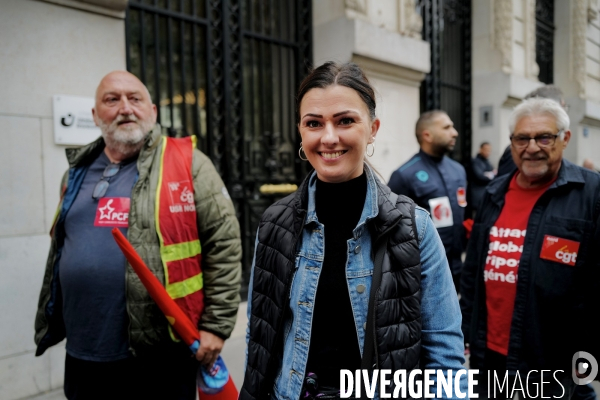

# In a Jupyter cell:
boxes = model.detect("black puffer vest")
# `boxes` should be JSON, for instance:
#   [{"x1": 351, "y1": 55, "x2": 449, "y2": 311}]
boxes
[{"x1": 240, "y1": 174, "x2": 422, "y2": 400}]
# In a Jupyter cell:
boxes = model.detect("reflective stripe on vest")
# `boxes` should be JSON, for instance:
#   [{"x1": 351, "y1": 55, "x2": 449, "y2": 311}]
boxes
[{"x1": 155, "y1": 136, "x2": 204, "y2": 341}]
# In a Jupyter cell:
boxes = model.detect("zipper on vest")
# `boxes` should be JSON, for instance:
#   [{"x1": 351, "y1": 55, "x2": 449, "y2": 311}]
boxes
[
  {"x1": 368, "y1": 239, "x2": 383, "y2": 368},
  {"x1": 367, "y1": 218, "x2": 401, "y2": 369}
]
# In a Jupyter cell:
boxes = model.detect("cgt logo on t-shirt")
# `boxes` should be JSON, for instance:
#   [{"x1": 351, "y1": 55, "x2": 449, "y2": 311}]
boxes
[
  {"x1": 94, "y1": 197, "x2": 130, "y2": 227},
  {"x1": 540, "y1": 235, "x2": 580, "y2": 266}
]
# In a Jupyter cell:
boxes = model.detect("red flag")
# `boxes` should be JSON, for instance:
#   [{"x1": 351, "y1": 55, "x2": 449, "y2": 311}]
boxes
[
  {"x1": 112, "y1": 228, "x2": 199, "y2": 346},
  {"x1": 111, "y1": 228, "x2": 238, "y2": 399}
]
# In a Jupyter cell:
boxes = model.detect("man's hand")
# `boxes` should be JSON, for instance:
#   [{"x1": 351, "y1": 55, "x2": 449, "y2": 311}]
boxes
[{"x1": 195, "y1": 330, "x2": 224, "y2": 368}]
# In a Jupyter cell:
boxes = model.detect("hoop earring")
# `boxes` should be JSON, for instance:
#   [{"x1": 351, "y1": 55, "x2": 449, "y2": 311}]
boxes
[
  {"x1": 298, "y1": 143, "x2": 308, "y2": 161},
  {"x1": 366, "y1": 140, "x2": 375, "y2": 157}
]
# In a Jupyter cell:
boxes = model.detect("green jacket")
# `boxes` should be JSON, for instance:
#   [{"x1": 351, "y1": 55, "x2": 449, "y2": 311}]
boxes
[{"x1": 34, "y1": 125, "x2": 242, "y2": 356}]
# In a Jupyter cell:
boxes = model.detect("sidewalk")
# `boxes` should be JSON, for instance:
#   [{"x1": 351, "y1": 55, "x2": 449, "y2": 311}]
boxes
[
  {"x1": 22, "y1": 302, "x2": 600, "y2": 399},
  {"x1": 22, "y1": 302, "x2": 249, "y2": 400}
]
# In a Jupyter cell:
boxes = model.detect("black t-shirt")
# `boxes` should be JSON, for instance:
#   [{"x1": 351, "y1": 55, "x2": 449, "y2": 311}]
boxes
[
  {"x1": 59, "y1": 151, "x2": 138, "y2": 361},
  {"x1": 305, "y1": 172, "x2": 367, "y2": 388}
]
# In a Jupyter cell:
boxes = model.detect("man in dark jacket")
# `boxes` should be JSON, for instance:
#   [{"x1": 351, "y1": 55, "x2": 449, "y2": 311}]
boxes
[
  {"x1": 460, "y1": 97, "x2": 600, "y2": 399},
  {"x1": 496, "y1": 144, "x2": 517, "y2": 177},
  {"x1": 389, "y1": 110, "x2": 467, "y2": 292},
  {"x1": 469, "y1": 142, "x2": 496, "y2": 214}
]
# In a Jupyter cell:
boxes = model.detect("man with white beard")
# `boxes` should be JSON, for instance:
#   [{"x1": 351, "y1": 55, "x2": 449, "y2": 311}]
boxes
[{"x1": 34, "y1": 71, "x2": 242, "y2": 400}]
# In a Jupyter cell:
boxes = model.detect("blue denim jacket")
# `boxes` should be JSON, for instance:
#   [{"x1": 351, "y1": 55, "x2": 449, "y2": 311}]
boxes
[{"x1": 246, "y1": 169, "x2": 468, "y2": 399}]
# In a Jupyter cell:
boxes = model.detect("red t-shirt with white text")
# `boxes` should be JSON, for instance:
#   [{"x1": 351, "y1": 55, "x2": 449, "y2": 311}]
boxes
[{"x1": 485, "y1": 173, "x2": 555, "y2": 355}]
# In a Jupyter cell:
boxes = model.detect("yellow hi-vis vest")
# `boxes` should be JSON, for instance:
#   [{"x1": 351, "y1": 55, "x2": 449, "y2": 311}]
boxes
[{"x1": 155, "y1": 136, "x2": 204, "y2": 339}]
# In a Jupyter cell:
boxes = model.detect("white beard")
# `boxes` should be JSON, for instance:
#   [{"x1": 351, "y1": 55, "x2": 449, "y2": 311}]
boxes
[{"x1": 99, "y1": 114, "x2": 154, "y2": 158}]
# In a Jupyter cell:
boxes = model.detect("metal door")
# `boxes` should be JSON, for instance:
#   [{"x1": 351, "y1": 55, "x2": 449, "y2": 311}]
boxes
[
  {"x1": 420, "y1": 0, "x2": 472, "y2": 165},
  {"x1": 126, "y1": 0, "x2": 312, "y2": 296},
  {"x1": 535, "y1": 0, "x2": 555, "y2": 84}
]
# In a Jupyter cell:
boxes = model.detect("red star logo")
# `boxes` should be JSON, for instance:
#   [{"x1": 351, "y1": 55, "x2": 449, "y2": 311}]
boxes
[{"x1": 98, "y1": 199, "x2": 114, "y2": 220}]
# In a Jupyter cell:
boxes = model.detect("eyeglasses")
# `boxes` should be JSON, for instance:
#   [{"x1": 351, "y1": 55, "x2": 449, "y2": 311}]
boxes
[
  {"x1": 92, "y1": 164, "x2": 121, "y2": 200},
  {"x1": 510, "y1": 130, "x2": 563, "y2": 149}
]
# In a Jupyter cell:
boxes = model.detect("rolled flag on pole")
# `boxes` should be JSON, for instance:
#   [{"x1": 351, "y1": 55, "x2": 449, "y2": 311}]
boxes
[{"x1": 111, "y1": 228, "x2": 238, "y2": 400}]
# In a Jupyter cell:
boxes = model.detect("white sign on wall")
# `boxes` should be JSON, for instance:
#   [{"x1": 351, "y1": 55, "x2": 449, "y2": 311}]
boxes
[{"x1": 53, "y1": 95, "x2": 101, "y2": 145}]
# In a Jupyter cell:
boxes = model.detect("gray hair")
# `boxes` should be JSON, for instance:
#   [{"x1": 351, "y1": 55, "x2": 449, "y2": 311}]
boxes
[
  {"x1": 509, "y1": 97, "x2": 570, "y2": 137},
  {"x1": 524, "y1": 84, "x2": 564, "y2": 105}
]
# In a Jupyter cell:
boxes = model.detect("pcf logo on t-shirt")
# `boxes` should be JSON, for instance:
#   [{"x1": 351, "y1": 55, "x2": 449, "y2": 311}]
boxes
[{"x1": 94, "y1": 198, "x2": 130, "y2": 227}]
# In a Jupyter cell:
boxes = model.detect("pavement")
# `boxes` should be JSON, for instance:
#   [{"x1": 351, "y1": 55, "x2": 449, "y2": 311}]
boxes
[
  {"x1": 20, "y1": 301, "x2": 600, "y2": 399},
  {"x1": 22, "y1": 302, "x2": 249, "y2": 400}
]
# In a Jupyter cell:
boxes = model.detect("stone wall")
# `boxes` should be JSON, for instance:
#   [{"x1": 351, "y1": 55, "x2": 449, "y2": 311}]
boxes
[
  {"x1": 470, "y1": 0, "x2": 600, "y2": 169},
  {"x1": 0, "y1": 1, "x2": 125, "y2": 398}
]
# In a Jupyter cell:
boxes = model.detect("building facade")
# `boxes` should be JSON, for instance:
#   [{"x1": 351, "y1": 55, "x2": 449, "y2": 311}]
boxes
[
  {"x1": 0, "y1": 0, "x2": 598, "y2": 398},
  {"x1": 471, "y1": 0, "x2": 600, "y2": 167},
  {"x1": 0, "y1": 1, "x2": 128, "y2": 398}
]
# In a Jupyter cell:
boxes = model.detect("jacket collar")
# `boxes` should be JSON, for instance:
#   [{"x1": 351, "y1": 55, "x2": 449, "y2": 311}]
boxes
[
  {"x1": 418, "y1": 149, "x2": 444, "y2": 164},
  {"x1": 65, "y1": 123, "x2": 163, "y2": 168},
  {"x1": 552, "y1": 159, "x2": 586, "y2": 187},
  {"x1": 486, "y1": 158, "x2": 585, "y2": 205},
  {"x1": 295, "y1": 164, "x2": 402, "y2": 240}
]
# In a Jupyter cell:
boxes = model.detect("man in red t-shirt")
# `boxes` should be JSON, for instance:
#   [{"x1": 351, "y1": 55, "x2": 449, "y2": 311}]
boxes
[
  {"x1": 484, "y1": 175, "x2": 555, "y2": 357},
  {"x1": 460, "y1": 97, "x2": 600, "y2": 399}
]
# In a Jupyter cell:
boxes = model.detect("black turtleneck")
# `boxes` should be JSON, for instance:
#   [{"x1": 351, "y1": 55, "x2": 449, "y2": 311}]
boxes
[{"x1": 305, "y1": 172, "x2": 367, "y2": 389}]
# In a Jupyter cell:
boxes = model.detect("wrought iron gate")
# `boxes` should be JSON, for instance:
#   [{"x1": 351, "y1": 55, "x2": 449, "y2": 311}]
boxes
[
  {"x1": 126, "y1": 0, "x2": 313, "y2": 297},
  {"x1": 535, "y1": 0, "x2": 554, "y2": 84},
  {"x1": 420, "y1": 0, "x2": 471, "y2": 165}
]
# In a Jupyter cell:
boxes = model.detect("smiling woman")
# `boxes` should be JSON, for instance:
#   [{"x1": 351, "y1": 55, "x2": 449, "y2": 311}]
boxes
[
  {"x1": 241, "y1": 62, "x2": 469, "y2": 400},
  {"x1": 298, "y1": 84, "x2": 379, "y2": 183}
]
